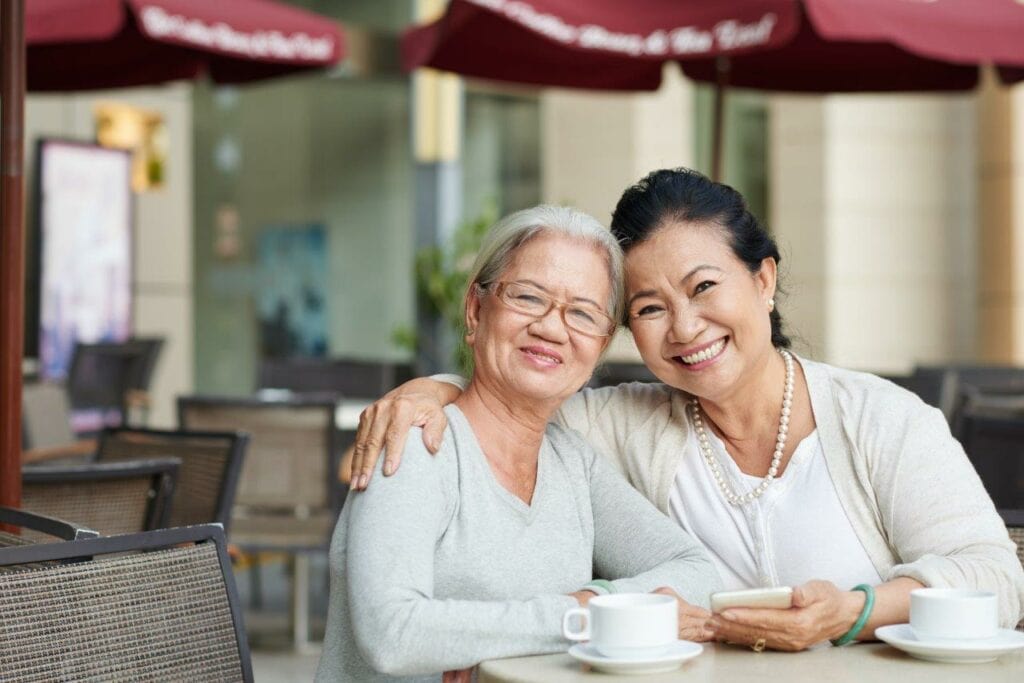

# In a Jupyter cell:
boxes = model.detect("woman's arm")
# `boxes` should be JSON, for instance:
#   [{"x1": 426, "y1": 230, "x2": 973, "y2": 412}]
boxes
[
  {"x1": 345, "y1": 434, "x2": 578, "y2": 676},
  {"x1": 877, "y1": 407, "x2": 1024, "y2": 627}
]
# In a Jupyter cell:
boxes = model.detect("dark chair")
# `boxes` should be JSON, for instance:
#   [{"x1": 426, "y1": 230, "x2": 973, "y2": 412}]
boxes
[
  {"x1": 957, "y1": 411, "x2": 1024, "y2": 513},
  {"x1": 589, "y1": 361, "x2": 660, "y2": 387},
  {"x1": 951, "y1": 383, "x2": 1024, "y2": 443},
  {"x1": 21, "y1": 459, "x2": 179, "y2": 539},
  {"x1": 178, "y1": 394, "x2": 340, "y2": 649},
  {"x1": 0, "y1": 524, "x2": 253, "y2": 682},
  {"x1": 256, "y1": 356, "x2": 413, "y2": 399},
  {"x1": 96, "y1": 427, "x2": 248, "y2": 532},
  {"x1": 890, "y1": 366, "x2": 957, "y2": 417},
  {"x1": 0, "y1": 506, "x2": 98, "y2": 547},
  {"x1": 66, "y1": 337, "x2": 165, "y2": 432}
]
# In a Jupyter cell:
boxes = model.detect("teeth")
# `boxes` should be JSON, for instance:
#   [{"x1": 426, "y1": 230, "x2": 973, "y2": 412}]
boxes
[
  {"x1": 526, "y1": 349, "x2": 560, "y2": 363},
  {"x1": 680, "y1": 340, "x2": 725, "y2": 365}
]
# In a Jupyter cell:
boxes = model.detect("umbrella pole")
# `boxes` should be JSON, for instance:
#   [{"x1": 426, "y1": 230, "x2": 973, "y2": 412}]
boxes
[
  {"x1": 711, "y1": 57, "x2": 730, "y2": 183},
  {"x1": 1, "y1": 0, "x2": 25, "y2": 513}
]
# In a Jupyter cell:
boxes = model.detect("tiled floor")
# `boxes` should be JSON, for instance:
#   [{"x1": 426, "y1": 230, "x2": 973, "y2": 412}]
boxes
[
  {"x1": 252, "y1": 647, "x2": 322, "y2": 682},
  {"x1": 237, "y1": 554, "x2": 330, "y2": 682}
]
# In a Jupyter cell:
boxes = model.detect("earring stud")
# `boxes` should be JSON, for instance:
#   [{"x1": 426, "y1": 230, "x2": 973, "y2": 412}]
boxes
[{"x1": 768, "y1": 298, "x2": 775, "y2": 311}]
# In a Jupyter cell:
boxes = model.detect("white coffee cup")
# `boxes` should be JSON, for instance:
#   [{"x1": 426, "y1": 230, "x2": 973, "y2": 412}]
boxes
[
  {"x1": 562, "y1": 593, "x2": 678, "y2": 659},
  {"x1": 909, "y1": 588, "x2": 998, "y2": 641}
]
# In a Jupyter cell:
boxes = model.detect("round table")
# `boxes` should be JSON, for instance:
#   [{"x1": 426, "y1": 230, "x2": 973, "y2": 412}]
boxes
[{"x1": 479, "y1": 642, "x2": 1024, "y2": 682}]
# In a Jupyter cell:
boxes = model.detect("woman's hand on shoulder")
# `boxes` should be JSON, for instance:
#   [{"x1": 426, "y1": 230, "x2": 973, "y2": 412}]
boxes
[
  {"x1": 653, "y1": 587, "x2": 714, "y2": 642},
  {"x1": 349, "y1": 378, "x2": 461, "y2": 490},
  {"x1": 708, "y1": 580, "x2": 863, "y2": 651}
]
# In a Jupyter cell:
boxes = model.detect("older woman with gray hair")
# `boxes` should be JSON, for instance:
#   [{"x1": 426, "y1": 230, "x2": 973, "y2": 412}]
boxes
[{"x1": 316, "y1": 205, "x2": 721, "y2": 682}]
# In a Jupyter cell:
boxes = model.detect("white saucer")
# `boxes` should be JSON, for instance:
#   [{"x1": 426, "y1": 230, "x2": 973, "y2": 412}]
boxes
[
  {"x1": 876, "y1": 624, "x2": 1024, "y2": 664},
  {"x1": 568, "y1": 640, "x2": 703, "y2": 674}
]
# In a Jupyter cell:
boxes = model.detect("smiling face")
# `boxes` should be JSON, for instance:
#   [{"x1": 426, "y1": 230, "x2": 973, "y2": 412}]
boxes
[
  {"x1": 465, "y1": 232, "x2": 613, "y2": 407},
  {"x1": 624, "y1": 221, "x2": 777, "y2": 403}
]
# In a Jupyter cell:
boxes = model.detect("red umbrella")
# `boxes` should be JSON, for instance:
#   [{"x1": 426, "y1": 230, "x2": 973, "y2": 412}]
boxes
[
  {"x1": 25, "y1": 0, "x2": 345, "y2": 91},
  {"x1": 678, "y1": 0, "x2": 1024, "y2": 92},
  {"x1": 402, "y1": 0, "x2": 1024, "y2": 177},
  {"x1": 403, "y1": 0, "x2": 1023, "y2": 90},
  {"x1": 0, "y1": 0, "x2": 344, "y2": 513},
  {"x1": 402, "y1": 0, "x2": 799, "y2": 91}
]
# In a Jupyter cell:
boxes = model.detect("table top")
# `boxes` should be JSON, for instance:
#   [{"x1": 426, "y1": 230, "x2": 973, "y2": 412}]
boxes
[{"x1": 478, "y1": 642, "x2": 1024, "y2": 683}]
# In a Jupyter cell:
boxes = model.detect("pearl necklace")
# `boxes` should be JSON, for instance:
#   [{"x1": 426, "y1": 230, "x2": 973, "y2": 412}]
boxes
[{"x1": 689, "y1": 348, "x2": 794, "y2": 506}]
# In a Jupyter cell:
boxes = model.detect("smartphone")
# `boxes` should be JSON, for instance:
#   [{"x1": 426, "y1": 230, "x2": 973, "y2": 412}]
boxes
[{"x1": 710, "y1": 586, "x2": 794, "y2": 613}]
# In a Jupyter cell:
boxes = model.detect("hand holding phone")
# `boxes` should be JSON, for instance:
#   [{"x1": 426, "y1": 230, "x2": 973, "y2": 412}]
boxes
[{"x1": 710, "y1": 586, "x2": 794, "y2": 613}]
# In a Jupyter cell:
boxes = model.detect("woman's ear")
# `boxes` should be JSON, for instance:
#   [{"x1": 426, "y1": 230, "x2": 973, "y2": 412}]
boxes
[
  {"x1": 757, "y1": 256, "x2": 777, "y2": 305},
  {"x1": 464, "y1": 284, "x2": 482, "y2": 346}
]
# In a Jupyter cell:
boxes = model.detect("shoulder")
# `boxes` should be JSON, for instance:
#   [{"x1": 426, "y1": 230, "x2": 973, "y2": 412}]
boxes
[
  {"x1": 578, "y1": 381, "x2": 676, "y2": 409},
  {"x1": 803, "y1": 357, "x2": 950, "y2": 452},
  {"x1": 561, "y1": 381, "x2": 678, "y2": 423},
  {"x1": 808, "y1": 358, "x2": 936, "y2": 420}
]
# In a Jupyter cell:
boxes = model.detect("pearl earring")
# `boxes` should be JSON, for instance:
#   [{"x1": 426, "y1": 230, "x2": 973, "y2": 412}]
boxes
[{"x1": 768, "y1": 298, "x2": 775, "y2": 311}]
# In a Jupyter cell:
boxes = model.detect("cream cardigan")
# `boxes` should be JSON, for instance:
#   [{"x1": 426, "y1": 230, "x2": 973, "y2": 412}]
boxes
[{"x1": 552, "y1": 356, "x2": 1024, "y2": 628}]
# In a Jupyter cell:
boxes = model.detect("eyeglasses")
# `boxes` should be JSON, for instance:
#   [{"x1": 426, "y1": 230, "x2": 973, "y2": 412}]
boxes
[{"x1": 480, "y1": 281, "x2": 617, "y2": 337}]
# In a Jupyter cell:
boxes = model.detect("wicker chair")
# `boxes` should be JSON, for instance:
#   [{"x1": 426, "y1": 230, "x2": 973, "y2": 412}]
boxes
[
  {"x1": 178, "y1": 395, "x2": 340, "y2": 649},
  {"x1": 96, "y1": 427, "x2": 247, "y2": 532},
  {"x1": 21, "y1": 459, "x2": 179, "y2": 540},
  {"x1": 0, "y1": 506, "x2": 98, "y2": 548},
  {"x1": 0, "y1": 524, "x2": 253, "y2": 682}
]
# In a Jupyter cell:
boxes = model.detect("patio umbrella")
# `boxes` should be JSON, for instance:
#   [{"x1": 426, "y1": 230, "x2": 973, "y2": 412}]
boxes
[
  {"x1": 24, "y1": 0, "x2": 345, "y2": 91},
  {"x1": 401, "y1": 0, "x2": 1024, "y2": 177},
  {"x1": 0, "y1": 0, "x2": 345, "y2": 511}
]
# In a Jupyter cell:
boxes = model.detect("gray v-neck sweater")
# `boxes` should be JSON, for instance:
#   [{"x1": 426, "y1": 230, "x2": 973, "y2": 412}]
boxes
[{"x1": 315, "y1": 405, "x2": 721, "y2": 682}]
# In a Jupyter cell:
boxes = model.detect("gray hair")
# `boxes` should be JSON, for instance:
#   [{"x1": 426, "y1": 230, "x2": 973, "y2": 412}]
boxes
[{"x1": 465, "y1": 204, "x2": 624, "y2": 323}]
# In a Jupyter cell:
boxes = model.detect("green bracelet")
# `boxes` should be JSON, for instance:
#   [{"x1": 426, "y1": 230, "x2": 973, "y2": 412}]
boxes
[
  {"x1": 831, "y1": 584, "x2": 875, "y2": 647},
  {"x1": 582, "y1": 579, "x2": 616, "y2": 596}
]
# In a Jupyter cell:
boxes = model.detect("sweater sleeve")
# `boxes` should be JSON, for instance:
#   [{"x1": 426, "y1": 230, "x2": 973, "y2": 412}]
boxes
[
  {"x1": 344, "y1": 433, "x2": 577, "y2": 676},
  {"x1": 584, "y1": 443, "x2": 722, "y2": 607},
  {"x1": 874, "y1": 406, "x2": 1024, "y2": 627}
]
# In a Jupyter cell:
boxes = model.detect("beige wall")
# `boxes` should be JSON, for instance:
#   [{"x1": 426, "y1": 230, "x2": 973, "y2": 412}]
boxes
[
  {"x1": 540, "y1": 65, "x2": 694, "y2": 361},
  {"x1": 771, "y1": 93, "x2": 977, "y2": 373},
  {"x1": 978, "y1": 75, "x2": 1024, "y2": 364},
  {"x1": 26, "y1": 85, "x2": 194, "y2": 427}
]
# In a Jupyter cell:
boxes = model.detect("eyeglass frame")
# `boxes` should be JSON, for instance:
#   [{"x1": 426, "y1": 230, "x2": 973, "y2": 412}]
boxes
[{"x1": 475, "y1": 280, "x2": 617, "y2": 337}]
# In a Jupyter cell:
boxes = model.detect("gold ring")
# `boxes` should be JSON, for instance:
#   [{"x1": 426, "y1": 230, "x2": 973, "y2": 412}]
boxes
[{"x1": 752, "y1": 638, "x2": 767, "y2": 652}]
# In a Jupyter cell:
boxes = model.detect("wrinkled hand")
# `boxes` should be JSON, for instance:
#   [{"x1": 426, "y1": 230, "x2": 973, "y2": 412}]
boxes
[
  {"x1": 350, "y1": 379, "x2": 454, "y2": 490},
  {"x1": 708, "y1": 580, "x2": 864, "y2": 652},
  {"x1": 653, "y1": 587, "x2": 714, "y2": 642},
  {"x1": 442, "y1": 667, "x2": 473, "y2": 683}
]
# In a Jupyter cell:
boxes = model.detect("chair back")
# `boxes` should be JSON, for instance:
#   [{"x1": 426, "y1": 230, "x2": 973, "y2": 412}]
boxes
[
  {"x1": 0, "y1": 506, "x2": 98, "y2": 549},
  {"x1": 256, "y1": 357, "x2": 413, "y2": 399},
  {"x1": 178, "y1": 396, "x2": 339, "y2": 512},
  {"x1": 97, "y1": 427, "x2": 248, "y2": 531},
  {"x1": 0, "y1": 525, "x2": 253, "y2": 682},
  {"x1": 66, "y1": 337, "x2": 165, "y2": 425},
  {"x1": 589, "y1": 362, "x2": 659, "y2": 388},
  {"x1": 21, "y1": 459, "x2": 178, "y2": 539}
]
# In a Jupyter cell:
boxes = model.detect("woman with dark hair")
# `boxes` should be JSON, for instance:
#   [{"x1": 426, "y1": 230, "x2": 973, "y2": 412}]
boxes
[{"x1": 347, "y1": 168, "x2": 1024, "y2": 652}]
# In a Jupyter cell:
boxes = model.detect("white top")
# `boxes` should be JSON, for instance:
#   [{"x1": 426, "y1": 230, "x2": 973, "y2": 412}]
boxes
[{"x1": 668, "y1": 427, "x2": 882, "y2": 591}]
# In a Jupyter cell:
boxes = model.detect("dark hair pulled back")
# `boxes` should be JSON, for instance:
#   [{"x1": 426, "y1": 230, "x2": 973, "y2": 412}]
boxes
[{"x1": 610, "y1": 167, "x2": 791, "y2": 349}]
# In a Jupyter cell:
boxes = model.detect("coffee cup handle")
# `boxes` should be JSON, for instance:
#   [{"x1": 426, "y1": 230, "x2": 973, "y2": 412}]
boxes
[{"x1": 562, "y1": 607, "x2": 591, "y2": 642}]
